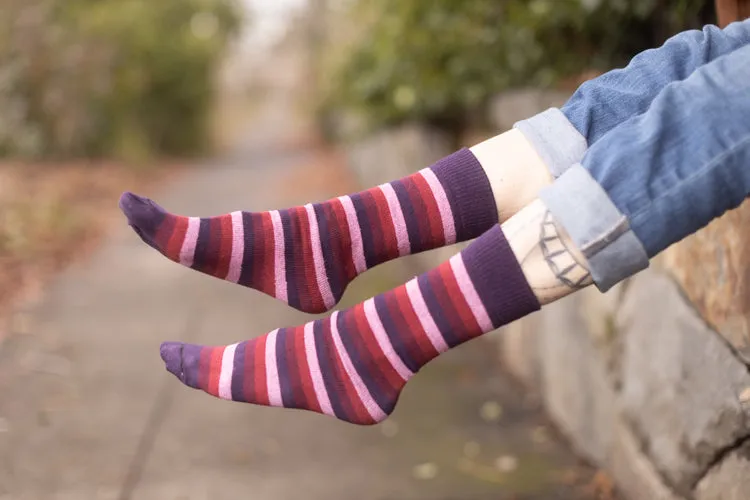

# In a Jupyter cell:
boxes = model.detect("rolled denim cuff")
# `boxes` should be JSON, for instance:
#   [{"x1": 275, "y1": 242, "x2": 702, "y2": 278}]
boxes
[
  {"x1": 514, "y1": 108, "x2": 588, "y2": 178},
  {"x1": 538, "y1": 164, "x2": 649, "y2": 292}
]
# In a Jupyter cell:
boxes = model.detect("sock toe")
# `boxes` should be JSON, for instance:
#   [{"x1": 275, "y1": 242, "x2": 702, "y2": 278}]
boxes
[
  {"x1": 119, "y1": 192, "x2": 167, "y2": 234},
  {"x1": 160, "y1": 341, "x2": 203, "y2": 388},
  {"x1": 160, "y1": 342, "x2": 184, "y2": 379}
]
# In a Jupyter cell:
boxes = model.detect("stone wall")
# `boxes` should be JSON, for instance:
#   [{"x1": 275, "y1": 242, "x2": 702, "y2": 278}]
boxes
[
  {"x1": 492, "y1": 91, "x2": 750, "y2": 500},
  {"x1": 340, "y1": 89, "x2": 750, "y2": 499}
]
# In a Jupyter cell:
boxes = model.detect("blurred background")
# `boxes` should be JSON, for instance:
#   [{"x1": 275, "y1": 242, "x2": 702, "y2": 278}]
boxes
[{"x1": 3, "y1": 1, "x2": 750, "y2": 499}]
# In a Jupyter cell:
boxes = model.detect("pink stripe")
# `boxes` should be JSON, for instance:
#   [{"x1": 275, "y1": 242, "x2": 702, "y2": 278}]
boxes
[
  {"x1": 363, "y1": 298, "x2": 413, "y2": 381},
  {"x1": 269, "y1": 210, "x2": 287, "y2": 302},
  {"x1": 329, "y1": 312, "x2": 387, "y2": 422},
  {"x1": 337, "y1": 196, "x2": 366, "y2": 274},
  {"x1": 405, "y1": 279, "x2": 449, "y2": 353},
  {"x1": 449, "y1": 254, "x2": 493, "y2": 332},
  {"x1": 179, "y1": 217, "x2": 200, "y2": 267},
  {"x1": 378, "y1": 183, "x2": 411, "y2": 256},
  {"x1": 303, "y1": 322, "x2": 334, "y2": 416},
  {"x1": 218, "y1": 343, "x2": 238, "y2": 400},
  {"x1": 265, "y1": 329, "x2": 283, "y2": 407},
  {"x1": 304, "y1": 204, "x2": 335, "y2": 309},
  {"x1": 419, "y1": 169, "x2": 457, "y2": 245},
  {"x1": 225, "y1": 211, "x2": 244, "y2": 282}
]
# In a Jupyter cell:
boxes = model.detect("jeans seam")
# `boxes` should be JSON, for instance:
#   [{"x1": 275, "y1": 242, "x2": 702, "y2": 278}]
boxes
[
  {"x1": 627, "y1": 132, "x2": 750, "y2": 225},
  {"x1": 579, "y1": 215, "x2": 632, "y2": 259}
]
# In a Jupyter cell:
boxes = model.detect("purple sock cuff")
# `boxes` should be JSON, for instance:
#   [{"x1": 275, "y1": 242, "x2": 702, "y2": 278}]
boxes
[
  {"x1": 430, "y1": 148, "x2": 498, "y2": 241},
  {"x1": 461, "y1": 225, "x2": 540, "y2": 329}
]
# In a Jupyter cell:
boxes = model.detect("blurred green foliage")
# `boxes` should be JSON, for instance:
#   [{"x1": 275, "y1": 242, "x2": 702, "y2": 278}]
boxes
[
  {"x1": 323, "y1": 0, "x2": 714, "y2": 139},
  {"x1": 0, "y1": 0, "x2": 242, "y2": 160}
]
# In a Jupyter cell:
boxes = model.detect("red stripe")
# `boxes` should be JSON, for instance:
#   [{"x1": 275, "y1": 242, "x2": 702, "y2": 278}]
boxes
[
  {"x1": 288, "y1": 209, "x2": 307, "y2": 310},
  {"x1": 346, "y1": 304, "x2": 404, "y2": 389},
  {"x1": 437, "y1": 262, "x2": 482, "y2": 339},
  {"x1": 329, "y1": 199, "x2": 357, "y2": 280},
  {"x1": 324, "y1": 319, "x2": 373, "y2": 425},
  {"x1": 251, "y1": 212, "x2": 267, "y2": 293},
  {"x1": 281, "y1": 328, "x2": 304, "y2": 408},
  {"x1": 411, "y1": 173, "x2": 444, "y2": 247},
  {"x1": 383, "y1": 288, "x2": 429, "y2": 366},
  {"x1": 204, "y1": 218, "x2": 222, "y2": 277},
  {"x1": 155, "y1": 215, "x2": 176, "y2": 253},
  {"x1": 243, "y1": 338, "x2": 257, "y2": 403},
  {"x1": 292, "y1": 326, "x2": 320, "y2": 412},
  {"x1": 348, "y1": 304, "x2": 403, "y2": 393},
  {"x1": 215, "y1": 214, "x2": 233, "y2": 278},
  {"x1": 284, "y1": 208, "x2": 310, "y2": 310},
  {"x1": 162, "y1": 216, "x2": 187, "y2": 261},
  {"x1": 253, "y1": 335, "x2": 269, "y2": 405},
  {"x1": 198, "y1": 347, "x2": 211, "y2": 392},
  {"x1": 369, "y1": 187, "x2": 399, "y2": 261},
  {"x1": 206, "y1": 347, "x2": 224, "y2": 397},
  {"x1": 258, "y1": 212, "x2": 275, "y2": 295},
  {"x1": 391, "y1": 285, "x2": 438, "y2": 365},
  {"x1": 295, "y1": 207, "x2": 325, "y2": 312}
]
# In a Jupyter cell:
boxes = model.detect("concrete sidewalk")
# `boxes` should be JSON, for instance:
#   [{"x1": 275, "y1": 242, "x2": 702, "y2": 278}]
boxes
[{"x1": 0, "y1": 138, "x2": 612, "y2": 499}]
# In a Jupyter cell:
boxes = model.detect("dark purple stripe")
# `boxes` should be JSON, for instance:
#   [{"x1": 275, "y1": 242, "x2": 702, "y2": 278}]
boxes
[
  {"x1": 191, "y1": 218, "x2": 211, "y2": 270},
  {"x1": 402, "y1": 176, "x2": 433, "y2": 252},
  {"x1": 230, "y1": 341, "x2": 246, "y2": 402},
  {"x1": 314, "y1": 320, "x2": 351, "y2": 421},
  {"x1": 181, "y1": 344, "x2": 203, "y2": 389},
  {"x1": 373, "y1": 294, "x2": 420, "y2": 373},
  {"x1": 461, "y1": 225, "x2": 540, "y2": 328},
  {"x1": 417, "y1": 272, "x2": 460, "y2": 347},
  {"x1": 391, "y1": 179, "x2": 419, "y2": 252},
  {"x1": 349, "y1": 192, "x2": 376, "y2": 268},
  {"x1": 315, "y1": 202, "x2": 343, "y2": 303},
  {"x1": 238, "y1": 212, "x2": 255, "y2": 286},
  {"x1": 426, "y1": 268, "x2": 465, "y2": 343},
  {"x1": 280, "y1": 209, "x2": 301, "y2": 310},
  {"x1": 275, "y1": 328, "x2": 298, "y2": 408},
  {"x1": 430, "y1": 148, "x2": 498, "y2": 241},
  {"x1": 337, "y1": 309, "x2": 395, "y2": 414},
  {"x1": 146, "y1": 211, "x2": 172, "y2": 252}
]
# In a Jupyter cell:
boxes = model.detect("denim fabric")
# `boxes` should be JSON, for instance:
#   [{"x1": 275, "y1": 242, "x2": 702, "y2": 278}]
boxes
[
  {"x1": 515, "y1": 20, "x2": 750, "y2": 177},
  {"x1": 562, "y1": 19, "x2": 750, "y2": 145},
  {"x1": 542, "y1": 42, "x2": 750, "y2": 291}
]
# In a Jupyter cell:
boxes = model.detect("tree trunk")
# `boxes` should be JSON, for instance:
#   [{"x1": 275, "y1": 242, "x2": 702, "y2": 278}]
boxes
[{"x1": 716, "y1": 0, "x2": 750, "y2": 27}]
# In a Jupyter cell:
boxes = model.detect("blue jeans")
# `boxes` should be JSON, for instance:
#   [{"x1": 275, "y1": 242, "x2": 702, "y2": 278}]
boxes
[
  {"x1": 515, "y1": 20, "x2": 750, "y2": 177},
  {"x1": 541, "y1": 42, "x2": 750, "y2": 291}
]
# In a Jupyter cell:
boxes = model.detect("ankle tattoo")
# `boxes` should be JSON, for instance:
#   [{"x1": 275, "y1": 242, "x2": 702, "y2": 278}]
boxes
[
  {"x1": 503, "y1": 200, "x2": 591, "y2": 305},
  {"x1": 539, "y1": 210, "x2": 591, "y2": 291}
]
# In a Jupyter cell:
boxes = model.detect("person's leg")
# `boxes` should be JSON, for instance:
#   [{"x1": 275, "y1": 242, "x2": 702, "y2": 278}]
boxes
[
  {"x1": 122, "y1": 20, "x2": 750, "y2": 314},
  {"x1": 540, "y1": 42, "x2": 750, "y2": 292},
  {"x1": 516, "y1": 19, "x2": 750, "y2": 177},
  {"x1": 157, "y1": 223, "x2": 540, "y2": 424},
  {"x1": 157, "y1": 192, "x2": 595, "y2": 424},
  {"x1": 119, "y1": 136, "x2": 551, "y2": 314}
]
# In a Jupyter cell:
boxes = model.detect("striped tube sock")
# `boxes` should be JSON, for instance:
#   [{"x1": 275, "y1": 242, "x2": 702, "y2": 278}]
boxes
[
  {"x1": 159, "y1": 224, "x2": 540, "y2": 425},
  {"x1": 119, "y1": 149, "x2": 497, "y2": 313}
]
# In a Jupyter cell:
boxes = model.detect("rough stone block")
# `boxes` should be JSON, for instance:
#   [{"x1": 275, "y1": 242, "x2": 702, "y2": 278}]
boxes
[
  {"x1": 499, "y1": 311, "x2": 541, "y2": 389},
  {"x1": 695, "y1": 441, "x2": 750, "y2": 500},
  {"x1": 664, "y1": 199, "x2": 750, "y2": 363},
  {"x1": 610, "y1": 422, "x2": 684, "y2": 500},
  {"x1": 538, "y1": 291, "x2": 617, "y2": 464},
  {"x1": 618, "y1": 270, "x2": 750, "y2": 495}
]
